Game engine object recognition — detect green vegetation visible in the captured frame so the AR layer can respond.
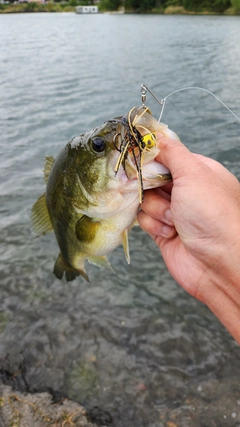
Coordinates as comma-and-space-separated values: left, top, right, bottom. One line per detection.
99, 0, 239, 13
0, 0, 239, 13
68, 356, 99, 401
100, 0, 122, 11
231, 0, 240, 11
0, 1, 75, 13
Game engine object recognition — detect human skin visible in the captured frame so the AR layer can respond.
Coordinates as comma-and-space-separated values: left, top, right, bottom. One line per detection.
138, 134, 240, 344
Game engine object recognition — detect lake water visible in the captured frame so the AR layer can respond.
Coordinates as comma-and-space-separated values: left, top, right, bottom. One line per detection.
1, 12, 240, 427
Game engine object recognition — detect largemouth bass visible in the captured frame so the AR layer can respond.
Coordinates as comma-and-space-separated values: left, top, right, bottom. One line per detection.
31, 107, 179, 281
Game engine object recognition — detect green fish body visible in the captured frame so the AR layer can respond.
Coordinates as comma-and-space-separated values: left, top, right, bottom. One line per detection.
31, 107, 179, 281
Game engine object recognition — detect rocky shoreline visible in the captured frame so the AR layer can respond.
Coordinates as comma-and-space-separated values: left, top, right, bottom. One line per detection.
0, 366, 112, 427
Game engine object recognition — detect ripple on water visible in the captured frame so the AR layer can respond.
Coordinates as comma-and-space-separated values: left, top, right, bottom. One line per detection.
1, 13, 240, 427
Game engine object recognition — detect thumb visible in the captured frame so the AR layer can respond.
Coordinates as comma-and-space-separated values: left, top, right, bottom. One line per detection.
156, 134, 205, 180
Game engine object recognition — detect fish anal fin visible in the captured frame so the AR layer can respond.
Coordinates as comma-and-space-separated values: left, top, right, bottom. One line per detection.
53, 253, 89, 282
122, 229, 130, 264
31, 193, 53, 237
43, 155, 55, 184
89, 256, 114, 272
133, 218, 139, 227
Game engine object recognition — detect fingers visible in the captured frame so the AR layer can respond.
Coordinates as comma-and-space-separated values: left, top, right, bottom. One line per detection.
141, 189, 172, 222
138, 189, 176, 239
157, 182, 173, 196
138, 210, 176, 239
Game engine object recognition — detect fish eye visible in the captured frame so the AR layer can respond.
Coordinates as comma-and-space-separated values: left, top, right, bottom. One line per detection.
91, 137, 106, 153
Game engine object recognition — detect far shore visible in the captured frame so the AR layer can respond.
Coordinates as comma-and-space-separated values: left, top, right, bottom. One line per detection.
0, 3, 239, 15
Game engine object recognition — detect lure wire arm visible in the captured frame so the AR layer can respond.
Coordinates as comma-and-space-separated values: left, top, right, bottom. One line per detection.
141, 84, 166, 122
141, 83, 240, 124
141, 84, 164, 106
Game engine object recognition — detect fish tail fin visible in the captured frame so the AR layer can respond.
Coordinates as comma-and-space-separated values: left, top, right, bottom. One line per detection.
54, 253, 90, 283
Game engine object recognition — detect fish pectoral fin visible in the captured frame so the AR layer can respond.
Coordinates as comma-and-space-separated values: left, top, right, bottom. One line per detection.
54, 253, 90, 283
31, 193, 53, 237
89, 256, 114, 272
43, 155, 55, 184
75, 215, 100, 243
122, 229, 130, 264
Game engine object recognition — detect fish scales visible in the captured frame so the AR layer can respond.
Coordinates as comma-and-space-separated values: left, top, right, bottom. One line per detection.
31, 107, 179, 281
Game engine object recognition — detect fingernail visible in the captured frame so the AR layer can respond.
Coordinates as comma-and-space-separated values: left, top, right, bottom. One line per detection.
165, 208, 173, 224
161, 225, 174, 238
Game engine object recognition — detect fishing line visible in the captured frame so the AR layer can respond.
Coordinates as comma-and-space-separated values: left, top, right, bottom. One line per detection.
141, 84, 240, 124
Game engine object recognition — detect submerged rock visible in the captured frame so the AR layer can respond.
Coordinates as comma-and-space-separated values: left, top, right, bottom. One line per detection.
0, 379, 97, 427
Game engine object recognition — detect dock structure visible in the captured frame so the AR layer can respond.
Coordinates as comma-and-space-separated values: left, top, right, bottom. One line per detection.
76, 5, 98, 13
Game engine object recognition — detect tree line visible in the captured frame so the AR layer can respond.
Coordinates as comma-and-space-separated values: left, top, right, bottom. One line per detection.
99, 0, 240, 13
2, 0, 239, 13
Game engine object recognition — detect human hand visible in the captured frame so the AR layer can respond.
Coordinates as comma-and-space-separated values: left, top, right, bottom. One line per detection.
138, 135, 240, 342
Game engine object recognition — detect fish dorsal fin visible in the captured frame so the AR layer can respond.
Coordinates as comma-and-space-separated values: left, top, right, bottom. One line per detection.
54, 252, 89, 282
44, 155, 55, 184
31, 193, 53, 237
122, 229, 130, 264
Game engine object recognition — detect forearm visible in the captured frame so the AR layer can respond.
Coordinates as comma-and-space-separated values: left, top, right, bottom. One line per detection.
196, 245, 240, 344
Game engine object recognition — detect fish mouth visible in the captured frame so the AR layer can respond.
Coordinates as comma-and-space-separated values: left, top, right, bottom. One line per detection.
121, 125, 171, 184
141, 160, 172, 187
111, 106, 172, 201
125, 146, 172, 188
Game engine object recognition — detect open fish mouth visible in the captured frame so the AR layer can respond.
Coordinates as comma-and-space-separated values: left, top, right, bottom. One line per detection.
110, 106, 172, 201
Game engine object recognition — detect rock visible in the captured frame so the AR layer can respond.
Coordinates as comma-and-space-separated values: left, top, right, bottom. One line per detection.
0, 379, 97, 427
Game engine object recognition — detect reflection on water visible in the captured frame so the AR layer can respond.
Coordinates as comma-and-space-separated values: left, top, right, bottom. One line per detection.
1, 12, 240, 426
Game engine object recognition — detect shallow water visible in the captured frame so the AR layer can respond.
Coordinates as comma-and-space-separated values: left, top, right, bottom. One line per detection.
1, 12, 240, 426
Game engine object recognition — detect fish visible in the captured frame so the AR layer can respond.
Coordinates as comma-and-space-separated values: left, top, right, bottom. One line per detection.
31, 106, 180, 282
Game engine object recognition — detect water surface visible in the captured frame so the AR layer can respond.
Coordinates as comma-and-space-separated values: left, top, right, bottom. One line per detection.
1, 12, 240, 426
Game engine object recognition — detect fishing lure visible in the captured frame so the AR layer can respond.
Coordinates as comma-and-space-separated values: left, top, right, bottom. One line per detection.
111, 107, 157, 203
112, 82, 240, 205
